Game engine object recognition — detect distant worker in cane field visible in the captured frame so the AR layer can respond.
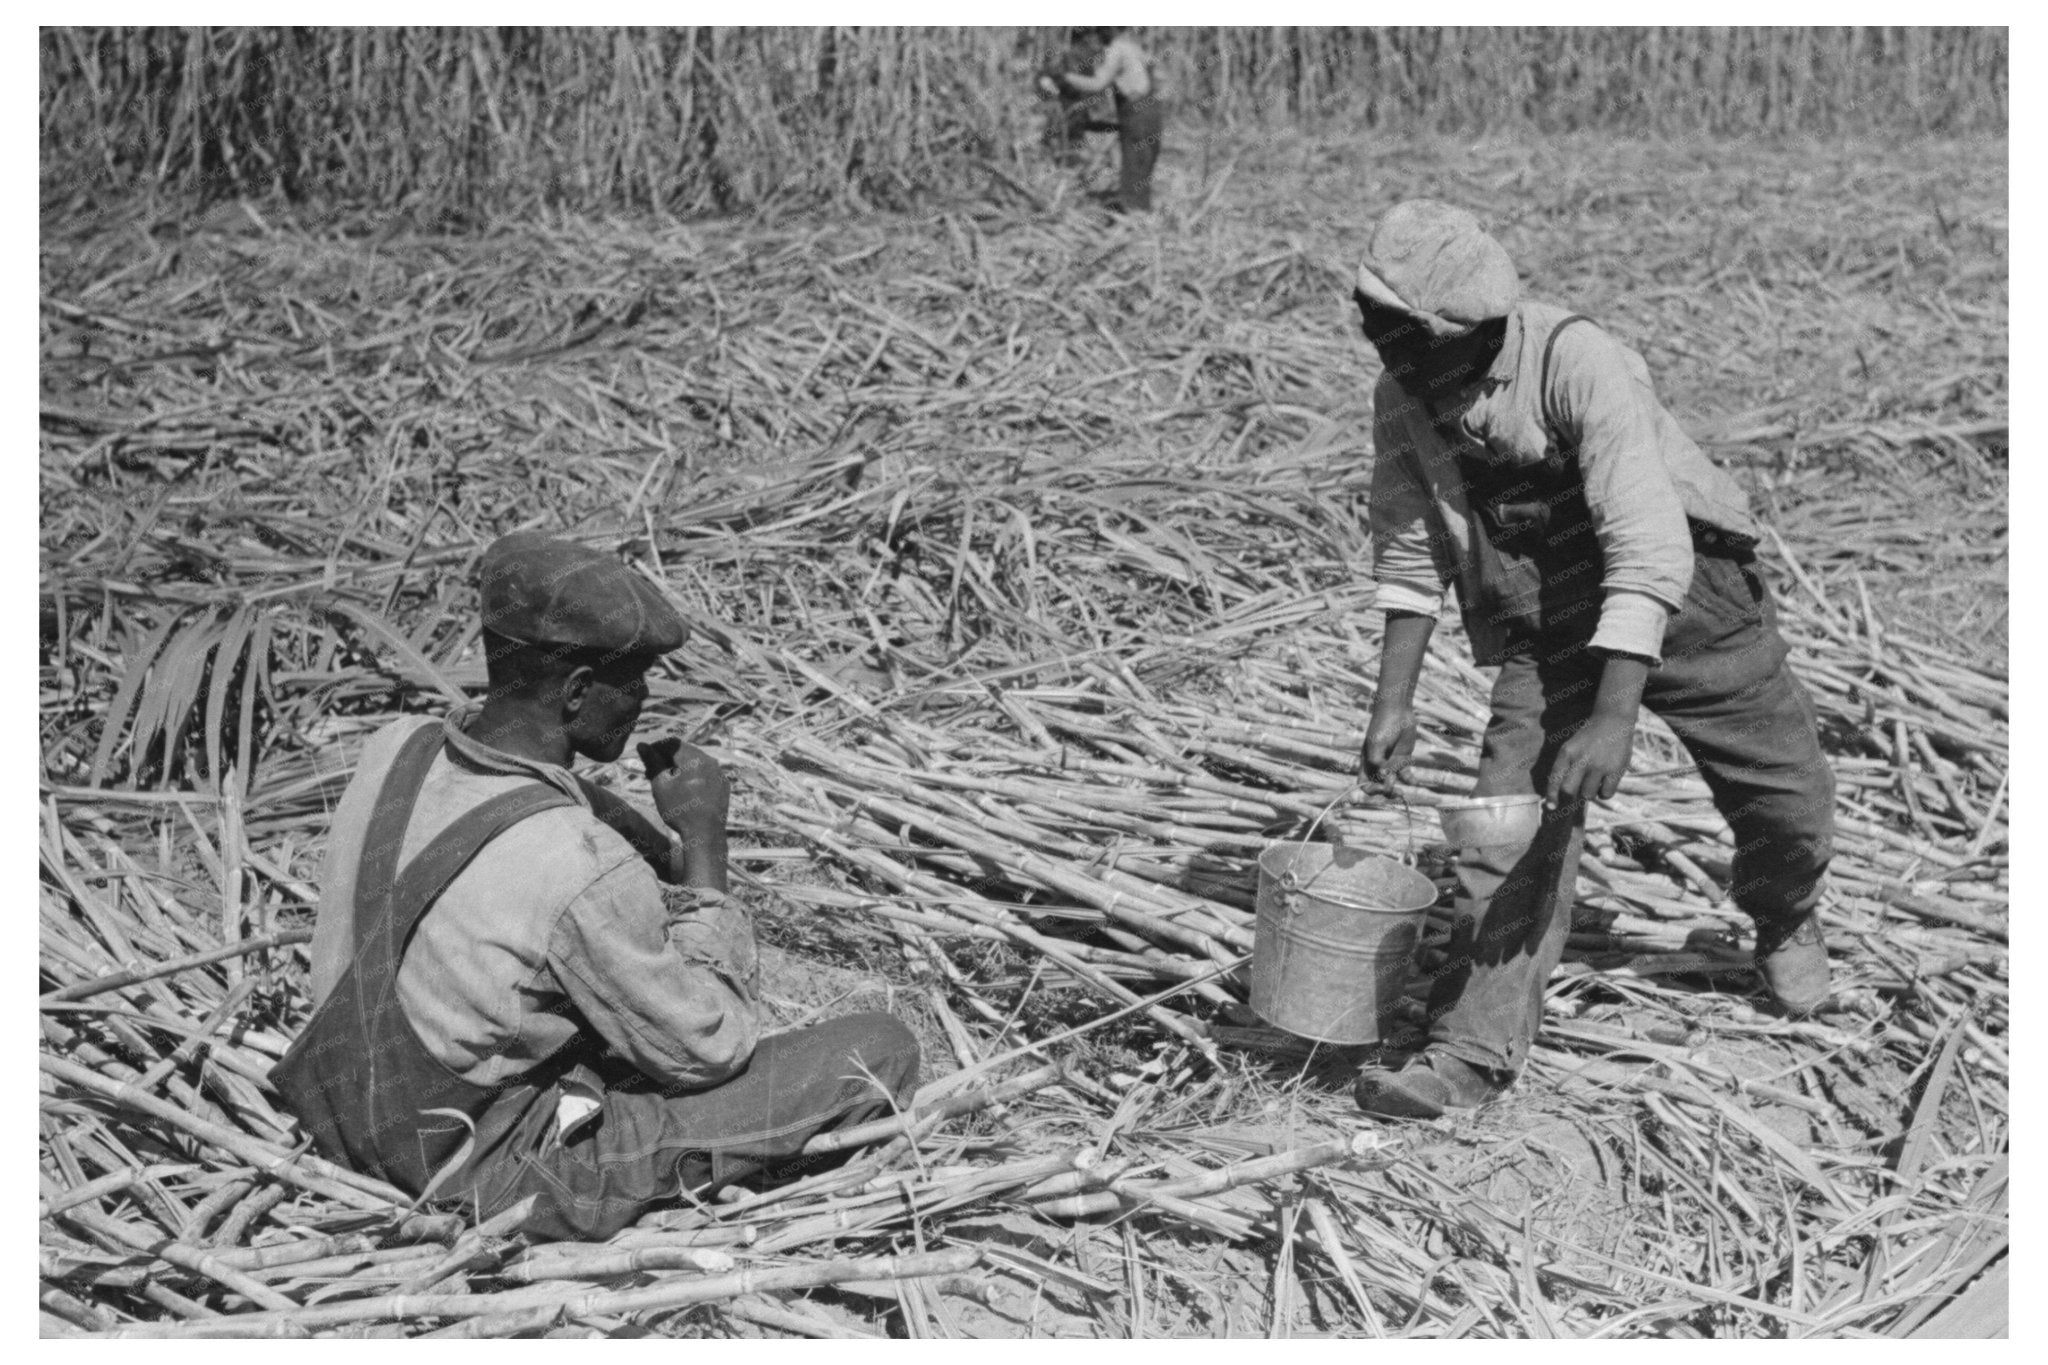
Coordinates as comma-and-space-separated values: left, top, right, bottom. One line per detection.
271, 533, 921, 1239
1036, 27, 1113, 168
1052, 26, 1164, 212
1347, 201, 1837, 1120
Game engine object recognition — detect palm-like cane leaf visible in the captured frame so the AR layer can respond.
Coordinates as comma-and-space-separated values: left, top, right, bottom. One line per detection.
86, 610, 186, 788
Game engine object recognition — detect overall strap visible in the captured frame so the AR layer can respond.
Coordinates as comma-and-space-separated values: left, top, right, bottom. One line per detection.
352, 724, 446, 957
363, 783, 578, 971
269, 776, 576, 1195
1539, 313, 1595, 451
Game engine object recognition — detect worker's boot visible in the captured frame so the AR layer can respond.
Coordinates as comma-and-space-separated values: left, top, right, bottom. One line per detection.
1354, 1050, 1510, 1120
1753, 912, 1831, 1016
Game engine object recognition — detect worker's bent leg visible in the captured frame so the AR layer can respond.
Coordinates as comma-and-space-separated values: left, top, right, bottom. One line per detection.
475, 1012, 921, 1241
1425, 647, 1591, 1077
1645, 555, 1836, 932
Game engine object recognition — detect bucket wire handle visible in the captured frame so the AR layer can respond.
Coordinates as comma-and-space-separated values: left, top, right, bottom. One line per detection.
1285, 780, 1362, 910
1298, 780, 1361, 847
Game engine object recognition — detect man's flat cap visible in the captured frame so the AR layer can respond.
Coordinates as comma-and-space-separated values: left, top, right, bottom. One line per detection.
1354, 199, 1520, 337
477, 531, 685, 656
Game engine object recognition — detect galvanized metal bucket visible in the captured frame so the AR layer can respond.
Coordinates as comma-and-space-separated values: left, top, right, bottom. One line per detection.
1251, 843, 1439, 1045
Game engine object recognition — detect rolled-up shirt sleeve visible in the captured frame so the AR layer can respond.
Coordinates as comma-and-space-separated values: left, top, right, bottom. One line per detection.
547, 860, 761, 1092
1369, 389, 1452, 617
1545, 326, 1695, 659
1593, 590, 1671, 663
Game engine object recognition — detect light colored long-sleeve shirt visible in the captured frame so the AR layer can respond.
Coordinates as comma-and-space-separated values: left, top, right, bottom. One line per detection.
309, 707, 760, 1092
1369, 299, 1760, 665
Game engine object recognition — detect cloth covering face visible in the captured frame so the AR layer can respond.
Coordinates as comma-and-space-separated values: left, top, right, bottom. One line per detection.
1368, 301, 1762, 665
310, 705, 761, 1093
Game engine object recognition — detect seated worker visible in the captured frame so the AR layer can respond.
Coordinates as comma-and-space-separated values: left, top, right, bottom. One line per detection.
1348, 200, 1836, 1120
1057, 26, 1164, 212
272, 532, 920, 1240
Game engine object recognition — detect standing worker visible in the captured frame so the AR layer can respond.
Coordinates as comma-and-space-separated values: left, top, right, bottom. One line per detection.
1348, 201, 1836, 1120
272, 532, 921, 1239
1037, 27, 1110, 168
1057, 27, 1164, 212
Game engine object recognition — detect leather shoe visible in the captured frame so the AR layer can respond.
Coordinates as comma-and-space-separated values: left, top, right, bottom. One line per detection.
1355, 1051, 1507, 1119
1754, 914, 1831, 1016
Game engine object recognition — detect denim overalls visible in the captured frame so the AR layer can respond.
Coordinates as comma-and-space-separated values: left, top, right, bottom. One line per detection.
1413, 322, 1836, 1077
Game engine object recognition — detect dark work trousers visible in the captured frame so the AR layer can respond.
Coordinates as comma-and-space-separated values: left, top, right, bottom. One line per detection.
460, 1012, 920, 1242
1426, 549, 1836, 1077
1114, 91, 1164, 211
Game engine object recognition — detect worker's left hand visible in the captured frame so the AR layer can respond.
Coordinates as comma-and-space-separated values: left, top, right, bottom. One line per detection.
1545, 713, 1635, 805
639, 737, 730, 840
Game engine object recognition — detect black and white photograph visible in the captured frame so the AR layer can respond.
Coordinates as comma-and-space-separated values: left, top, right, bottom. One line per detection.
34, 21, 2011, 1339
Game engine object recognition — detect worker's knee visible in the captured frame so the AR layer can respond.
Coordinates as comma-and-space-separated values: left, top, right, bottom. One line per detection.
829, 1010, 922, 1102
1725, 783, 1836, 882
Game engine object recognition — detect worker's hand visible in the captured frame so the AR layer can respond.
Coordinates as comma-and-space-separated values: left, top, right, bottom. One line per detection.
1036, 74, 1060, 97
1359, 702, 1418, 789
1545, 713, 1635, 805
638, 737, 729, 842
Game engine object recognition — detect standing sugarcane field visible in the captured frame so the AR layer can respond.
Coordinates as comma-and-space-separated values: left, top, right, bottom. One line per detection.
36, 26, 2010, 1340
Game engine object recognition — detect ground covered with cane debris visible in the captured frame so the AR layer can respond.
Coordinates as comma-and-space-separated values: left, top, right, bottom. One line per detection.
39, 129, 2007, 1338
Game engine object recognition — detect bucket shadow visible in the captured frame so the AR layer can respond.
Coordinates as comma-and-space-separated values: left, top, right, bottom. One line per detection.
1209, 1020, 1425, 1093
